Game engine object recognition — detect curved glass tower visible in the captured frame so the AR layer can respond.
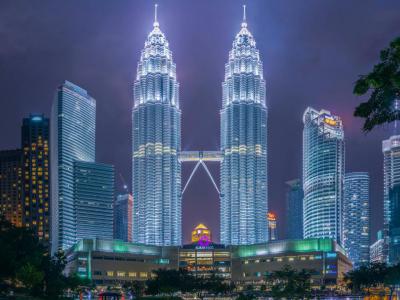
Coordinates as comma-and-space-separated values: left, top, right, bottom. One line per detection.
220, 10, 268, 245
302, 108, 344, 243
132, 12, 181, 246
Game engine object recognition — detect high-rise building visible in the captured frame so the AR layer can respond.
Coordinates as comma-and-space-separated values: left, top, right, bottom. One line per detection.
267, 212, 277, 241
0, 150, 22, 227
50, 80, 96, 253
370, 230, 385, 264
389, 185, 400, 264
220, 7, 268, 245
191, 223, 212, 243
74, 161, 114, 241
343, 172, 370, 268
382, 135, 400, 262
303, 108, 344, 243
286, 179, 303, 239
21, 114, 50, 241
132, 8, 182, 246
114, 193, 133, 242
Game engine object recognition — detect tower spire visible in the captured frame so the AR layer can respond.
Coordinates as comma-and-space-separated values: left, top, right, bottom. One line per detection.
153, 4, 159, 27
242, 4, 247, 28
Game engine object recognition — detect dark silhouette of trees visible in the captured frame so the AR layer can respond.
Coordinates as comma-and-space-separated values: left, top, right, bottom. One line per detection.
354, 37, 400, 131
0, 216, 89, 298
265, 265, 312, 299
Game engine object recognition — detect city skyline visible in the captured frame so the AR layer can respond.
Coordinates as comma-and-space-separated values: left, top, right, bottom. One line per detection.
1, 1, 400, 242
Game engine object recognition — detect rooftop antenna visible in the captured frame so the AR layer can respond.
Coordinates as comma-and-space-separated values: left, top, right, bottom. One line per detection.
242, 4, 247, 27
154, 4, 159, 27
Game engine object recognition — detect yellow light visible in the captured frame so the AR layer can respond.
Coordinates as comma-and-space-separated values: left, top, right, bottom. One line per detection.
324, 118, 337, 126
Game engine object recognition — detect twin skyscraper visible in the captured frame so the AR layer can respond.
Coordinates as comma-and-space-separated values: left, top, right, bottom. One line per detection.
132, 5, 268, 246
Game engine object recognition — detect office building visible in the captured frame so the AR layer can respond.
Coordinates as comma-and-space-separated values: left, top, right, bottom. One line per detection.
303, 108, 344, 243
74, 161, 114, 241
220, 7, 268, 245
382, 135, 400, 262
343, 172, 370, 268
286, 179, 303, 239
132, 7, 182, 246
50, 80, 96, 253
114, 193, 133, 242
389, 185, 400, 264
0, 150, 22, 227
21, 114, 50, 240
267, 212, 277, 241
370, 230, 385, 264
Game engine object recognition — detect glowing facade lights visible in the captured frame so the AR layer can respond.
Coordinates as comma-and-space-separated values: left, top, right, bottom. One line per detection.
302, 107, 344, 244
220, 9, 268, 245
132, 6, 181, 246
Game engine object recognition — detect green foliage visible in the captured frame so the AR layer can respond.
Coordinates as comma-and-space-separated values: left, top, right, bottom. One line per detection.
265, 265, 312, 299
0, 216, 90, 298
354, 36, 400, 131
145, 269, 232, 296
344, 262, 400, 295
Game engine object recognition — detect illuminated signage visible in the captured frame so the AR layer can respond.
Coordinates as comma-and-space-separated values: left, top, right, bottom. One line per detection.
323, 118, 337, 126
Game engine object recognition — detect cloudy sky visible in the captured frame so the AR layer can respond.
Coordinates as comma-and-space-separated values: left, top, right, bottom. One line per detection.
0, 0, 399, 243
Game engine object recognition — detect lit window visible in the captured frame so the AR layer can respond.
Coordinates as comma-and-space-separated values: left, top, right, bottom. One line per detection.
106, 271, 114, 277
139, 272, 148, 278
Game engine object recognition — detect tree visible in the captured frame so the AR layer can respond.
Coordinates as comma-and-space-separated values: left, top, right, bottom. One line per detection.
0, 216, 89, 298
265, 265, 312, 299
353, 36, 400, 131
146, 269, 199, 295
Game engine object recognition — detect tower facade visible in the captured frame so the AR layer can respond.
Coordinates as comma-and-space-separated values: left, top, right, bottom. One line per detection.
220, 10, 268, 245
0, 150, 22, 227
132, 13, 181, 246
21, 114, 50, 241
343, 172, 370, 268
114, 193, 133, 242
286, 179, 303, 240
302, 108, 344, 243
50, 81, 96, 253
74, 161, 114, 241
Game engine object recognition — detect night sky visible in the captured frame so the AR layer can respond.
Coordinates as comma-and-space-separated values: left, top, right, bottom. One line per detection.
1, 0, 399, 244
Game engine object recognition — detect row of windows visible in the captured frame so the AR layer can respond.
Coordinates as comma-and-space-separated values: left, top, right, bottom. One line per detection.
94, 270, 151, 279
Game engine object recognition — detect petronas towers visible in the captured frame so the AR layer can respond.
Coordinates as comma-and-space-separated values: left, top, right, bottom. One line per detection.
132, 6, 268, 246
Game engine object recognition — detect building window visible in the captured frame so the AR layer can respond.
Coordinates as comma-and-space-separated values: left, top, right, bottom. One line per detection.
139, 272, 148, 278
106, 271, 114, 277
117, 271, 125, 277
128, 272, 137, 278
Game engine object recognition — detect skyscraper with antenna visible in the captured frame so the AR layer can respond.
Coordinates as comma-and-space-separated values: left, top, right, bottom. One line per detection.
220, 6, 268, 245
132, 5, 182, 246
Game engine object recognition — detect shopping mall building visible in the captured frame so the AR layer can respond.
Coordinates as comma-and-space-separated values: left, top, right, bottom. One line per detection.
65, 238, 352, 288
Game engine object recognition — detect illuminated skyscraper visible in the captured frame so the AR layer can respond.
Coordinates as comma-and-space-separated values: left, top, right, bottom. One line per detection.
286, 179, 303, 239
382, 135, 400, 262
303, 108, 344, 243
114, 193, 133, 242
0, 150, 22, 227
220, 7, 267, 245
267, 212, 277, 241
343, 172, 370, 268
50, 80, 96, 253
74, 161, 114, 241
21, 114, 50, 241
132, 6, 181, 246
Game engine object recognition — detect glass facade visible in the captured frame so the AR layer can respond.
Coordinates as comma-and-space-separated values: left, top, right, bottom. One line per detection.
302, 108, 344, 243
74, 161, 114, 241
286, 179, 303, 239
21, 114, 50, 241
220, 15, 267, 245
343, 172, 370, 268
51, 80, 96, 253
114, 193, 133, 242
132, 18, 181, 245
389, 185, 400, 264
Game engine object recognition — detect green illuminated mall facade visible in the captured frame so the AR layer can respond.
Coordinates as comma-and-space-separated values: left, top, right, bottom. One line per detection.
66, 237, 352, 288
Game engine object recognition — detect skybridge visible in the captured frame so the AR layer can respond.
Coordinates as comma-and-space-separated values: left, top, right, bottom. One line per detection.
179, 151, 222, 196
